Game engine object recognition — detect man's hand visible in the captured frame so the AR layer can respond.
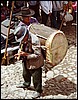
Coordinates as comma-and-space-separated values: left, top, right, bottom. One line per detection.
49, 12, 52, 16
18, 51, 29, 56
14, 51, 29, 60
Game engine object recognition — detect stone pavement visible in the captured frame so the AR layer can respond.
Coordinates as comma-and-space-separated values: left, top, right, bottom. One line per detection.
1, 45, 77, 99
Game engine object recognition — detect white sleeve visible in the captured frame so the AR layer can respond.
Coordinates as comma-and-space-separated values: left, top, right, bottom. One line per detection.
40, 1, 52, 14
49, 1, 52, 13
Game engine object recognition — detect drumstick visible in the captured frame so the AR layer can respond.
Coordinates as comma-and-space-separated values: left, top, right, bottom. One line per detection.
59, 11, 66, 30
16, 43, 23, 61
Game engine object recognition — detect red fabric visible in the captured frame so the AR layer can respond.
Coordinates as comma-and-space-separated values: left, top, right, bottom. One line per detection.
72, 1, 77, 11
1, 14, 6, 21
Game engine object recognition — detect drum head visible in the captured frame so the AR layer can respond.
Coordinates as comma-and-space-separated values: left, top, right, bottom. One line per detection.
45, 30, 68, 67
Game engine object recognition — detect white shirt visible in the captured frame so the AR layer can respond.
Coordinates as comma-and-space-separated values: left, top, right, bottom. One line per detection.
52, 1, 68, 11
40, 1, 52, 14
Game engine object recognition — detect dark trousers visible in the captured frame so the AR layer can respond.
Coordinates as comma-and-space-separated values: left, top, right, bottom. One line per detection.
22, 62, 42, 93
29, 4, 40, 19
52, 10, 62, 29
41, 10, 48, 25
41, 9, 52, 27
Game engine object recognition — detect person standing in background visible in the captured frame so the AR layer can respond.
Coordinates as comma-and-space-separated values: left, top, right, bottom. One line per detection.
52, 1, 68, 29
28, 1, 40, 22
71, 1, 77, 23
39, 1, 52, 26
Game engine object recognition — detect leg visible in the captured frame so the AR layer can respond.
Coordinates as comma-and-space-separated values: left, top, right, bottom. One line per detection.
57, 11, 62, 29
52, 11, 58, 28
22, 61, 31, 87
50, 13, 53, 27
29, 4, 40, 20
41, 9, 48, 26
32, 67, 42, 93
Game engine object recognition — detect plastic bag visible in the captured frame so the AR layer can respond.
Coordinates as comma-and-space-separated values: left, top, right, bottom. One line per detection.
65, 12, 73, 22
60, 11, 73, 22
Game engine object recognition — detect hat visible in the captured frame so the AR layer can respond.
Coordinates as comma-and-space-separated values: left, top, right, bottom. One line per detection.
15, 7, 35, 17
14, 25, 28, 43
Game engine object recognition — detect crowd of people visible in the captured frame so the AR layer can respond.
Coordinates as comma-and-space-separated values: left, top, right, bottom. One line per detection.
1, 1, 77, 99
1, 1, 77, 28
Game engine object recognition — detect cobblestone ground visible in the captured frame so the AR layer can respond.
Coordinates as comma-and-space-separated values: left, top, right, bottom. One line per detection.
1, 20, 77, 99
1, 45, 77, 99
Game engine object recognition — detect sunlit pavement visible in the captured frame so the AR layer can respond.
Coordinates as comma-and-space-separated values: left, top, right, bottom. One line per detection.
1, 45, 77, 99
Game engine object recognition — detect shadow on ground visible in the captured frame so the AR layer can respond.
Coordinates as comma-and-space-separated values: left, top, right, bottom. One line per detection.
41, 75, 76, 97
61, 21, 77, 48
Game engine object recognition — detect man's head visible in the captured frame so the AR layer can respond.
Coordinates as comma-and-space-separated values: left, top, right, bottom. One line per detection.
22, 16, 31, 25
15, 7, 35, 25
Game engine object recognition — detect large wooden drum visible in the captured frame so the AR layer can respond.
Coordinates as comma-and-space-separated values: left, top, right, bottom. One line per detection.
28, 23, 68, 67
